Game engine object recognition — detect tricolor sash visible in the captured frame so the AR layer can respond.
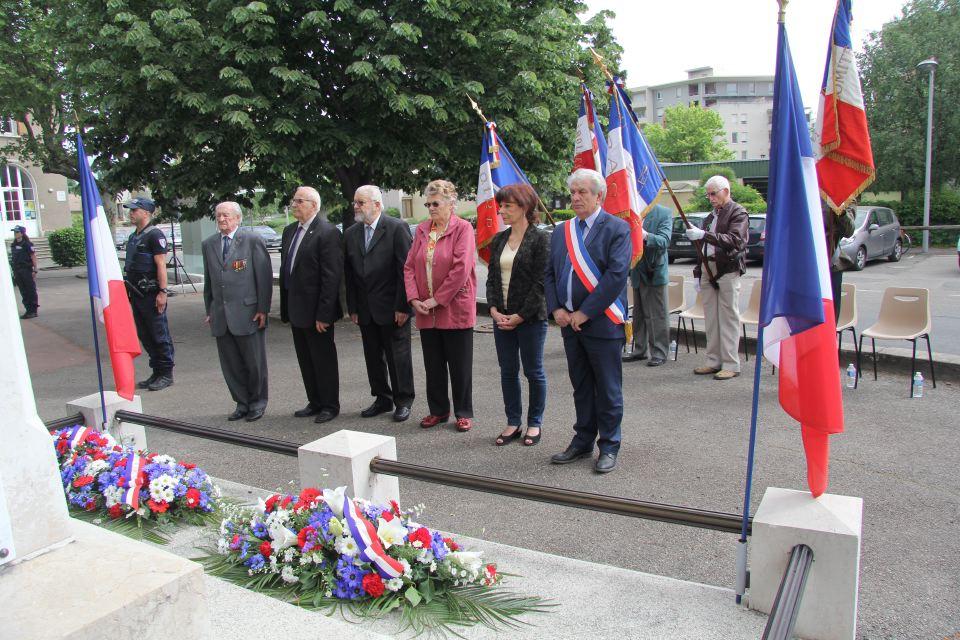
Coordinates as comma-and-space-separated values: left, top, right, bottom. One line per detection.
64, 425, 92, 450
563, 219, 627, 325
342, 495, 404, 579
118, 452, 145, 509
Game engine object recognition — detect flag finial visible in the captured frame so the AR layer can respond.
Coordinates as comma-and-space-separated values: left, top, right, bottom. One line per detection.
465, 94, 487, 124
778, 0, 788, 24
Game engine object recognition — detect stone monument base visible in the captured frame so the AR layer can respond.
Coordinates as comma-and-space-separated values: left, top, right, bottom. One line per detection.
5, 518, 208, 640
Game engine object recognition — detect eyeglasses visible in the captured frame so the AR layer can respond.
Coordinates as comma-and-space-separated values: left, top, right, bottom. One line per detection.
289, 198, 310, 205
353, 200, 371, 207
424, 201, 444, 209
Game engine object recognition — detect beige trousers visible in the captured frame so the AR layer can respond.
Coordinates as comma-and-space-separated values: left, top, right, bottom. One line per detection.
700, 272, 742, 372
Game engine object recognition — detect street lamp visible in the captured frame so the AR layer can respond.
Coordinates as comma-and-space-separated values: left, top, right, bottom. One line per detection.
917, 58, 938, 254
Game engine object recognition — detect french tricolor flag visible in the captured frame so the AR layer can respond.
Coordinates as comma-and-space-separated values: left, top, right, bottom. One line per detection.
814, 0, 875, 212
78, 135, 141, 400
760, 19, 844, 498
475, 121, 530, 264
572, 84, 607, 174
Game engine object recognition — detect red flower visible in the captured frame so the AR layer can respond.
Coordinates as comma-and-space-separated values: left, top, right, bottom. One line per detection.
84, 500, 96, 511
230, 534, 242, 550
113, 457, 128, 468
55, 438, 69, 454
264, 494, 281, 512
259, 541, 273, 557
73, 475, 95, 488
297, 526, 316, 550
444, 537, 459, 552
147, 499, 169, 513
280, 495, 294, 509
408, 527, 432, 549
184, 488, 201, 509
390, 500, 402, 517
108, 504, 123, 519
117, 476, 127, 487
294, 487, 322, 511
485, 564, 496, 579
362, 573, 385, 597
144, 452, 157, 462
181, 462, 196, 470
92, 450, 107, 461
381, 510, 394, 522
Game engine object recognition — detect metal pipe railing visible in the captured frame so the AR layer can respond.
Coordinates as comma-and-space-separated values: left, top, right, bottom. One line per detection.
762, 543, 814, 640
370, 457, 750, 535
114, 410, 300, 457
44, 413, 85, 431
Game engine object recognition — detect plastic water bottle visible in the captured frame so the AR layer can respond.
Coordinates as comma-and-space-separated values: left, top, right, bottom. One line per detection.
669, 340, 677, 360
912, 372, 924, 398
845, 364, 856, 389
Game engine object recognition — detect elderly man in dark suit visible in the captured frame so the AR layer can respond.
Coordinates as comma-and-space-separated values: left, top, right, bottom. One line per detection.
546, 168, 631, 474
280, 186, 343, 424
202, 202, 273, 422
344, 185, 415, 422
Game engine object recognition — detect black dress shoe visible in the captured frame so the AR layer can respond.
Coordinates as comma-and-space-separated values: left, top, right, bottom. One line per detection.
314, 409, 339, 424
20, 311, 37, 319
646, 357, 666, 367
550, 446, 593, 464
294, 405, 321, 417
137, 373, 158, 389
227, 408, 247, 421
147, 374, 174, 391
245, 407, 265, 422
392, 406, 411, 422
621, 352, 647, 362
361, 400, 393, 418
595, 453, 618, 473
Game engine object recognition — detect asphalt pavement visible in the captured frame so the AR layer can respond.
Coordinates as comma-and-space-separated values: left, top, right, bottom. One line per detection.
19, 267, 960, 640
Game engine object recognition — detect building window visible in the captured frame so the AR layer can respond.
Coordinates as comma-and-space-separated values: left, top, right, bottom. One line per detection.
0, 117, 16, 136
690, 100, 700, 108
637, 106, 647, 118
656, 108, 664, 120
656, 91, 662, 101
727, 83, 738, 94
741, 151, 748, 160
745, 82, 755, 94
731, 132, 738, 143
688, 84, 699, 96
705, 82, 716, 95
741, 114, 748, 124
1, 165, 39, 222
676, 87, 682, 98
741, 132, 748, 143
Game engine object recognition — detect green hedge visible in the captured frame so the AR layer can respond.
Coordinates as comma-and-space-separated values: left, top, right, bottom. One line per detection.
866, 191, 960, 246
548, 209, 575, 221
48, 226, 86, 267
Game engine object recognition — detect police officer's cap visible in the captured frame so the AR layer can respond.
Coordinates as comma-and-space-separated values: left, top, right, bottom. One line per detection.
12, 225, 26, 233
122, 197, 156, 213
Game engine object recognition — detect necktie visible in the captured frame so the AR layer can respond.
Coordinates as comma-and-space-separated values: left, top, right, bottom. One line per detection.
286, 225, 304, 279
221, 235, 231, 261
364, 225, 373, 251
579, 218, 588, 240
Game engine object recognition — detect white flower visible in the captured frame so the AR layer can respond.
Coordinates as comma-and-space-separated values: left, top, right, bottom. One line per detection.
102, 485, 123, 508
283, 548, 295, 563
400, 559, 412, 578
322, 486, 347, 517
152, 454, 178, 467
217, 538, 229, 554
148, 475, 177, 503
268, 520, 299, 551
377, 516, 407, 549
280, 565, 299, 584
84, 460, 109, 477
265, 508, 290, 527
429, 561, 437, 572
447, 551, 483, 574
335, 535, 359, 557
416, 549, 433, 565
385, 578, 404, 592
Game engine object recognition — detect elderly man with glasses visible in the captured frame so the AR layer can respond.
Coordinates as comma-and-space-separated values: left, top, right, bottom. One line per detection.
683, 175, 750, 380
279, 186, 343, 423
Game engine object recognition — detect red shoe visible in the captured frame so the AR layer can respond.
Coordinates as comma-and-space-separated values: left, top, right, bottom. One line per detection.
455, 417, 473, 432
419, 414, 449, 428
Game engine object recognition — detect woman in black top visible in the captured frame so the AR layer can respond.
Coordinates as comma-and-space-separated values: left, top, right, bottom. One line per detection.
486, 184, 549, 447
9, 225, 38, 318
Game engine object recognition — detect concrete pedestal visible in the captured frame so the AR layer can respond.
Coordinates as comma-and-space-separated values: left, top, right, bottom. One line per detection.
749, 487, 863, 640
5, 518, 209, 640
67, 391, 146, 451
299, 430, 399, 503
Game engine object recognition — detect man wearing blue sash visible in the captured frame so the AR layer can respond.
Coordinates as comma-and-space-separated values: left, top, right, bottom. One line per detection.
546, 168, 631, 474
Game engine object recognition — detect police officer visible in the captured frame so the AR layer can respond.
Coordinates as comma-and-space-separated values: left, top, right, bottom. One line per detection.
10, 225, 39, 319
123, 197, 175, 391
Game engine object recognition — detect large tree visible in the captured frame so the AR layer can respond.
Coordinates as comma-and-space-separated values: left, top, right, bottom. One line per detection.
37, 0, 622, 222
642, 105, 733, 164
859, 0, 959, 194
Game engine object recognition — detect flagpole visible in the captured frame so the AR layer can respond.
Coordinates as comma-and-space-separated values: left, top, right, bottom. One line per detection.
465, 95, 557, 226
587, 49, 719, 288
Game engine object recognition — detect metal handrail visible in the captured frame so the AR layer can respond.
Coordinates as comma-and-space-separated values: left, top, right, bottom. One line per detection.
114, 410, 300, 457
761, 543, 814, 640
44, 413, 85, 431
370, 457, 750, 535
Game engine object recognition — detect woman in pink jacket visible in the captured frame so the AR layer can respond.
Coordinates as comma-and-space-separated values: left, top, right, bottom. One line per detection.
404, 180, 477, 432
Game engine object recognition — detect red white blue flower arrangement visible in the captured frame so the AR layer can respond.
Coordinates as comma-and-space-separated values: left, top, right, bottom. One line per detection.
199, 486, 549, 635
51, 425, 221, 543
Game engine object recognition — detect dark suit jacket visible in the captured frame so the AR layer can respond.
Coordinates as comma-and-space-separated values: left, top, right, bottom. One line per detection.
344, 214, 412, 325
279, 215, 343, 328
485, 225, 548, 322
629, 204, 673, 288
545, 210, 631, 339
693, 200, 749, 280
202, 228, 272, 337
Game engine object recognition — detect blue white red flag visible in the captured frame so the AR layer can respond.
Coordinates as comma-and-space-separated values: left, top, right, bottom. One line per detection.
573, 84, 607, 174
760, 20, 844, 498
476, 121, 531, 264
814, 0, 875, 212
342, 495, 404, 579
603, 77, 665, 266
118, 452, 145, 509
77, 135, 140, 400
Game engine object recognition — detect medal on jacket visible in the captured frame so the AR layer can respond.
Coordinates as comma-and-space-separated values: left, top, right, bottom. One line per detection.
232, 259, 247, 272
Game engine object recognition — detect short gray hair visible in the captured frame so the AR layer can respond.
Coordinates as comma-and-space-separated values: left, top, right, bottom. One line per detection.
424, 179, 458, 203
704, 175, 731, 193
355, 185, 383, 207
298, 186, 322, 212
215, 201, 242, 218
567, 168, 607, 197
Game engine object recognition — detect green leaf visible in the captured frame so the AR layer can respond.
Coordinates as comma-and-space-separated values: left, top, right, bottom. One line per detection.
390, 22, 421, 42
404, 586, 423, 607
301, 10, 329, 27
377, 55, 405, 74
345, 61, 375, 80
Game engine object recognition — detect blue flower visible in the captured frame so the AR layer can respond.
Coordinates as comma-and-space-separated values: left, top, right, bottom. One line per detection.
308, 506, 334, 541
251, 521, 269, 538
430, 531, 448, 562
245, 553, 265, 571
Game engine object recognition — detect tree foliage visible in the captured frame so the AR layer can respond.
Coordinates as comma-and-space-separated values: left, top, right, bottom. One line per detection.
9, 0, 623, 222
642, 105, 733, 164
683, 165, 767, 213
859, 0, 959, 194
